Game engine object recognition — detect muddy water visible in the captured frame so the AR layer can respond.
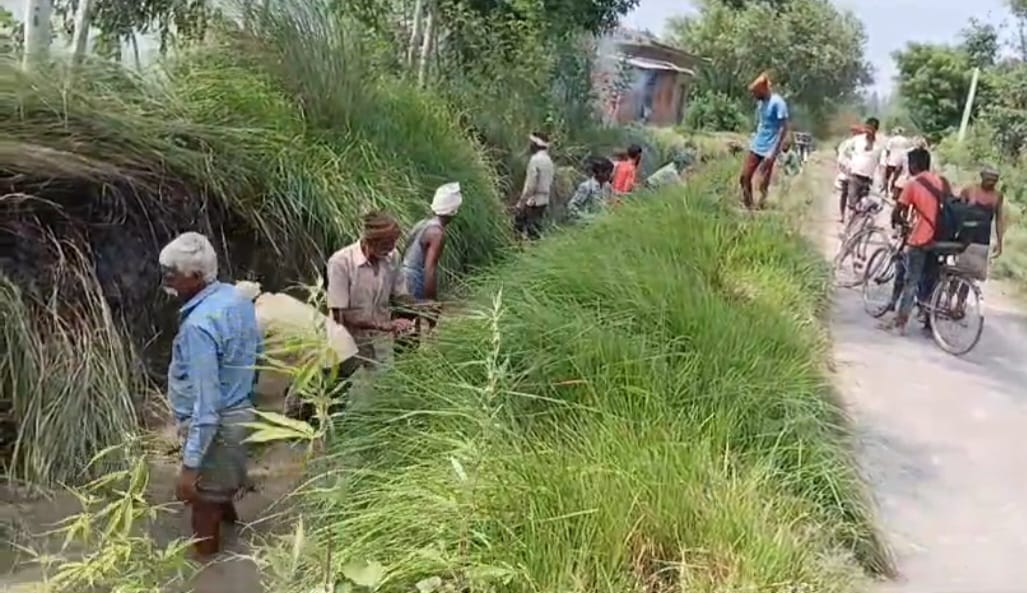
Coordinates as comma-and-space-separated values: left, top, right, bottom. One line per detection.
0, 442, 306, 593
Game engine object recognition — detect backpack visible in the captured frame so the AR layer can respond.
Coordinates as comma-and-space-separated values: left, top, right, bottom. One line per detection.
914, 177, 988, 243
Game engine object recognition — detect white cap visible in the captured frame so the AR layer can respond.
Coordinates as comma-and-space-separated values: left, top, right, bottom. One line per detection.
529, 134, 549, 148
431, 182, 462, 216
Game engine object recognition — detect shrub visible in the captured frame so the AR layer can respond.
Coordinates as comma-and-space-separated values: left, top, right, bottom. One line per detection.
685, 90, 750, 133
267, 160, 890, 592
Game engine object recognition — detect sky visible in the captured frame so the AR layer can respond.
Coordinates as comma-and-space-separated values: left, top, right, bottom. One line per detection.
621, 0, 1015, 95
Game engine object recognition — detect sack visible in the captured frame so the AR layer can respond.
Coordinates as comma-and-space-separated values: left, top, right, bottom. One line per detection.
915, 177, 988, 243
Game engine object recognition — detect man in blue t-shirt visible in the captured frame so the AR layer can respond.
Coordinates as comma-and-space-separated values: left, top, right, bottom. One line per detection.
739, 72, 790, 209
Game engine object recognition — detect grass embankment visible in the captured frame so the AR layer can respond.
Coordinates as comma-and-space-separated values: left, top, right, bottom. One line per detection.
278, 159, 889, 592
0, 1, 514, 486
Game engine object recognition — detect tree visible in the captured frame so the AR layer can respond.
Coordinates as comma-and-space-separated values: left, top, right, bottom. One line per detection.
52, 0, 213, 60
666, 0, 871, 131
960, 17, 1000, 68
1008, 0, 1027, 60
0, 6, 22, 55
718, 0, 792, 7
979, 61, 1027, 156
892, 43, 989, 141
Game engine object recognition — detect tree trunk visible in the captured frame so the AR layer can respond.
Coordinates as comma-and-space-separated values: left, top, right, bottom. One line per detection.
416, 4, 433, 88
131, 32, 141, 70
70, 0, 91, 65
22, 0, 53, 69
406, 0, 423, 69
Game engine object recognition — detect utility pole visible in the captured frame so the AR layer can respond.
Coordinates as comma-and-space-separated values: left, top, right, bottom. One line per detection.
957, 66, 981, 143
22, 0, 53, 69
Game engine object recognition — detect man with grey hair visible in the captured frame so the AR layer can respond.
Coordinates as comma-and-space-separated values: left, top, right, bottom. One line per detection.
160, 231, 261, 559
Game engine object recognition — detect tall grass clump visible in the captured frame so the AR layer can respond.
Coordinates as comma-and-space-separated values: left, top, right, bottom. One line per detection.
266, 160, 890, 592
0, 250, 140, 487
169, 0, 510, 276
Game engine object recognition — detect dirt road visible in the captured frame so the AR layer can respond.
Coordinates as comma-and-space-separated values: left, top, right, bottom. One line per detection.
815, 165, 1027, 592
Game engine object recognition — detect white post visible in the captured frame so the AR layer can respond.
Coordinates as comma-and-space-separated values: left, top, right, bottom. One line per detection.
70, 0, 91, 64
22, 0, 53, 69
958, 66, 981, 143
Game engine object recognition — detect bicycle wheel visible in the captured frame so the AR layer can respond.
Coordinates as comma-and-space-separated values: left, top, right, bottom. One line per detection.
928, 274, 985, 356
862, 245, 898, 318
833, 227, 887, 288
840, 210, 866, 242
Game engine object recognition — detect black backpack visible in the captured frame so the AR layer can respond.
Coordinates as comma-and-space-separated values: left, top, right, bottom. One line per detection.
914, 177, 989, 243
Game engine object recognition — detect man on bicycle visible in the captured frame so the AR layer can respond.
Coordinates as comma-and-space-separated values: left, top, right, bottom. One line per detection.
880, 147, 946, 334
844, 117, 884, 220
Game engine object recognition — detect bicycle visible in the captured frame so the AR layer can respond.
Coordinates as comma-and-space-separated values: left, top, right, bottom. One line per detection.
832, 193, 891, 288
862, 232, 985, 356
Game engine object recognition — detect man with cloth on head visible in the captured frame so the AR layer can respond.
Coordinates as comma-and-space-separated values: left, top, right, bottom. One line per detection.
403, 182, 461, 302
739, 71, 790, 209
160, 231, 262, 560
515, 132, 555, 240
326, 212, 416, 368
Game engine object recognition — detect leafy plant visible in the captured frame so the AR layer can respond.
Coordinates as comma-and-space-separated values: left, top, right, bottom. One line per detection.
685, 89, 749, 132
15, 442, 195, 593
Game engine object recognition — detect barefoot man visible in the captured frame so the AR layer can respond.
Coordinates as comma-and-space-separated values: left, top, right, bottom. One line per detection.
739, 71, 790, 209
161, 232, 262, 560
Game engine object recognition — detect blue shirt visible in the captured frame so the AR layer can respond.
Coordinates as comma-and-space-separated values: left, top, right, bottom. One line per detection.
750, 93, 789, 157
168, 281, 262, 469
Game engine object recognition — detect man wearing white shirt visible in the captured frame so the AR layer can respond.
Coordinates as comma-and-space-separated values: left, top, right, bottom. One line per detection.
835, 124, 863, 222
844, 117, 884, 220
883, 127, 911, 193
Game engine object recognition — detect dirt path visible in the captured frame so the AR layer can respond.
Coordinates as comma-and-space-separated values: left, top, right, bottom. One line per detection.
812, 161, 1027, 592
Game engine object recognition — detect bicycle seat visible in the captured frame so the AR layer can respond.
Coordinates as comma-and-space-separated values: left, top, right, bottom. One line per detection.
931, 241, 967, 256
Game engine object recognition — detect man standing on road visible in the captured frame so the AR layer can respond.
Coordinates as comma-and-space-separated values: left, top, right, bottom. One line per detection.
515, 133, 555, 240
843, 117, 884, 219
161, 232, 261, 560
883, 126, 911, 193
739, 72, 789, 210
326, 212, 416, 368
880, 147, 947, 335
836, 124, 863, 222
956, 166, 1006, 280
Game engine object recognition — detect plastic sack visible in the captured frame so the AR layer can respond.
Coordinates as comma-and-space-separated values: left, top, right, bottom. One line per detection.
236, 281, 358, 407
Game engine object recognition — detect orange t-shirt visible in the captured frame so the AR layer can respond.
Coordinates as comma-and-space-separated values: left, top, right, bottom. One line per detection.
611, 160, 638, 194
899, 171, 944, 246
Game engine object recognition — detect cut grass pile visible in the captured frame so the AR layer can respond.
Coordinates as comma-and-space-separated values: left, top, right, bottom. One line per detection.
278, 159, 890, 592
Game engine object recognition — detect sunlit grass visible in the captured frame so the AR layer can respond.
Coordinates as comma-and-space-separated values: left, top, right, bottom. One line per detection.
267, 161, 890, 593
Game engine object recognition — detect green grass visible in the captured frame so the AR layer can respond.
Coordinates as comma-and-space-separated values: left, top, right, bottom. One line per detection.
0, 254, 139, 486
272, 159, 890, 592
0, 0, 513, 486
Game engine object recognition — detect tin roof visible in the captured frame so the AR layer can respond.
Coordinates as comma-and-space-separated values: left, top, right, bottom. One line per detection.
623, 56, 696, 75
